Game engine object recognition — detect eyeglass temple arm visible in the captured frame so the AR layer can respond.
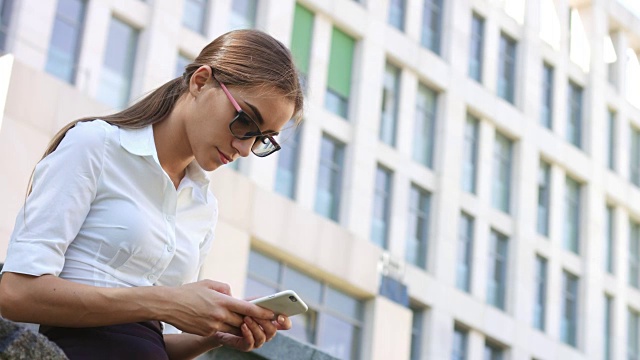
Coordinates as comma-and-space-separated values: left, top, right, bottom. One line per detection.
217, 80, 243, 113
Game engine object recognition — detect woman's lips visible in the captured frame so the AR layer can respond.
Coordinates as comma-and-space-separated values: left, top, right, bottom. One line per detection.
218, 149, 232, 164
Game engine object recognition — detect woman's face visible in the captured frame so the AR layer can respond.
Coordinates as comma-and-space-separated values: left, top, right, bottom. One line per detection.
185, 67, 295, 171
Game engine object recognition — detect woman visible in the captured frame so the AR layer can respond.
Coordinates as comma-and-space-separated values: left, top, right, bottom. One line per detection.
0, 29, 303, 360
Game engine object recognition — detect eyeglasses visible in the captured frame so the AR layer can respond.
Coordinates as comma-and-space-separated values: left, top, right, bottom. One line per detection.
215, 75, 281, 157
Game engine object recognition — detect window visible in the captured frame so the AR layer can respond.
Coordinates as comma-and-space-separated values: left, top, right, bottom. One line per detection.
406, 185, 430, 268
325, 28, 355, 119
0, 0, 13, 52
462, 114, 480, 194
567, 80, 583, 148
413, 83, 437, 168
487, 230, 508, 310
533, 255, 548, 331
45, 0, 86, 84
492, 132, 513, 214
541, 63, 554, 129
410, 307, 424, 360
182, 0, 207, 34
561, 270, 579, 347
632, 126, 640, 186
630, 308, 640, 360
451, 325, 468, 360
604, 295, 613, 360
315, 135, 345, 222
469, 13, 484, 82
484, 341, 504, 360
371, 165, 393, 249
380, 63, 401, 146
630, 220, 640, 288
275, 121, 302, 199
388, 0, 406, 31
290, 4, 314, 90
457, 212, 474, 292
537, 160, 551, 236
497, 33, 517, 104
245, 250, 363, 360
564, 176, 581, 254
229, 0, 257, 30
607, 110, 616, 171
175, 53, 191, 78
97, 17, 139, 108
421, 0, 443, 54
605, 205, 615, 274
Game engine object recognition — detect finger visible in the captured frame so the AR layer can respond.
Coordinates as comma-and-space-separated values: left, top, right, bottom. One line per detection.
244, 317, 266, 348
227, 298, 274, 320
241, 323, 255, 349
275, 315, 292, 331
253, 318, 277, 341
218, 324, 243, 337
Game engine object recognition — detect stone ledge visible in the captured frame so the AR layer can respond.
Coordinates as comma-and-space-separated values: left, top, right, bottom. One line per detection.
200, 333, 339, 360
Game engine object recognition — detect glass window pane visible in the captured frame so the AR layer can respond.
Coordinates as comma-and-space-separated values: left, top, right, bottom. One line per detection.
388, 0, 405, 31
290, 4, 314, 75
45, 0, 86, 83
183, 0, 207, 34
462, 115, 479, 193
247, 250, 281, 282
421, 0, 442, 54
325, 286, 362, 320
413, 84, 437, 167
283, 267, 323, 305
317, 313, 359, 360
380, 63, 400, 146
98, 17, 138, 108
456, 213, 474, 292
371, 166, 393, 249
469, 13, 484, 82
289, 308, 318, 344
498, 34, 517, 104
275, 121, 302, 199
244, 277, 277, 299
327, 28, 355, 99
315, 135, 344, 221
229, 0, 257, 30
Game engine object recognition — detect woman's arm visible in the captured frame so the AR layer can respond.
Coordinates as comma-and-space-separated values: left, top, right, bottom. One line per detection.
0, 273, 275, 336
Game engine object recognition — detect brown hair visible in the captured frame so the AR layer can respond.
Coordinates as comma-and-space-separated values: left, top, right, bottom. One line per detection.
28, 29, 303, 193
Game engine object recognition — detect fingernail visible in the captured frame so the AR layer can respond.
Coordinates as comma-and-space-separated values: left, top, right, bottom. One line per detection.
245, 317, 253, 325
278, 315, 285, 324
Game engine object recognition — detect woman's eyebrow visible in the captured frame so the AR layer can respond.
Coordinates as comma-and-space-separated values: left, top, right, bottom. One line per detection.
243, 100, 278, 134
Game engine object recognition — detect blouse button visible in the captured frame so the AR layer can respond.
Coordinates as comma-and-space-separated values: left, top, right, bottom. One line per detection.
147, 274, 157, 281
167, 244, 175, 253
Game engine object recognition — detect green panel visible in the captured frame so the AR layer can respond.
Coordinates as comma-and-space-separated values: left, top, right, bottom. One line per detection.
327, 27, 355, 98
290, 4, 314, 75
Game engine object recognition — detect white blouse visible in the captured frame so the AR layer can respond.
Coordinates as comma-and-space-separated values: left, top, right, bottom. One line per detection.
4, 119, 217, 293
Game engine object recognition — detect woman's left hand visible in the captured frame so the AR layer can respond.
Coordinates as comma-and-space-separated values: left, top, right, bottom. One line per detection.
210, 315, 291, 351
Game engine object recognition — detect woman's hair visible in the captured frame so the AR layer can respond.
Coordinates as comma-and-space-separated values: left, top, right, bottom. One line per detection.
28, 29, 303, 193
42, 30, 303, 158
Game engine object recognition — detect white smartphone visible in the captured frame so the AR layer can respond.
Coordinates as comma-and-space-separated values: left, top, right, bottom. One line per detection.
250, 290, 308, 317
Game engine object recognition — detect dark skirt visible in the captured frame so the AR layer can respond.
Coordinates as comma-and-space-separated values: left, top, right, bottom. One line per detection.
39, 321, 169, 360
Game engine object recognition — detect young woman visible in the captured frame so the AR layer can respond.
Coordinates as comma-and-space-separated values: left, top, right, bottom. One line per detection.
0, 29, 303, 360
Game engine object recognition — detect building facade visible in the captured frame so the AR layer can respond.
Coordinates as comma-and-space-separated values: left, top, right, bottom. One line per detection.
1, 0, 640, 359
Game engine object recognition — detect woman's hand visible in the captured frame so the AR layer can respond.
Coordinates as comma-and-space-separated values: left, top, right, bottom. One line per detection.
209, 315, 292, 351
163, 280, 275, 337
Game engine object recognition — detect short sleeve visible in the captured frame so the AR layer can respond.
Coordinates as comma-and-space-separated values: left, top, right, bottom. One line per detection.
3, 121, 107, 277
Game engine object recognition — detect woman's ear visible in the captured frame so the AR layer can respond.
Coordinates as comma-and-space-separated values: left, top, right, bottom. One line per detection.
189, 65, 213, 96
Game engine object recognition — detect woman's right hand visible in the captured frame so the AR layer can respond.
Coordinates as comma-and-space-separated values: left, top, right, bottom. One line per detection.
163, 280, 275, 337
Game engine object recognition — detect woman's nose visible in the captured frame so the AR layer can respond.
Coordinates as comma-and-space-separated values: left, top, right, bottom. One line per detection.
232, 137, 254, 158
